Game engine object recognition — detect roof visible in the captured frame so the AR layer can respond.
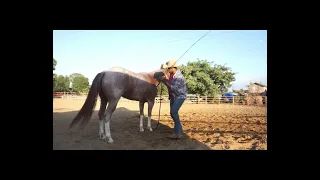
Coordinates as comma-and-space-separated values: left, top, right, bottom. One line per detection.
252, 82, 267, 87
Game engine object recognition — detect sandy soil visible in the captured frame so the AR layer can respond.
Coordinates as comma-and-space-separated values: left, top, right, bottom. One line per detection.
53, 99, 267, 150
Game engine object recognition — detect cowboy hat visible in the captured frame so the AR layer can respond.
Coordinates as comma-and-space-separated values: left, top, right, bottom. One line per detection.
161, 60, 179, 69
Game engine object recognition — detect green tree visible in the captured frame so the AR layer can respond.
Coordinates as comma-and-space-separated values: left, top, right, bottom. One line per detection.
53, 58, 57, 71
211, 63, 236, 93
70, 73, 90, 93
179, 59, 236, 97
69, 73, 83, 83
53, 73, 57, 90
53, 58, 57, 89
54, 75, 70, 91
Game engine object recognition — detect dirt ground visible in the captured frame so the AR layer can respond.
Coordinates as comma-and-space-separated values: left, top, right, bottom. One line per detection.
53, 98, 267, 150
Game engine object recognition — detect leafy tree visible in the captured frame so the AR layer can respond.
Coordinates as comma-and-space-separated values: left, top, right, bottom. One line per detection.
54, 75, 70, 91
53, 58, 57, 89
70, 73, 90, 93
53, 73, 57, 90
211, 63, 236, 93
179, 59, 236, 97
69, 73, 83, 83
53, 58, 57, 71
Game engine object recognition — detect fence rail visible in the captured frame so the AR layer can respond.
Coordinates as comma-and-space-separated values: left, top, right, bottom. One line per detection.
154, 95, 267, 106
53, 92, 267, 106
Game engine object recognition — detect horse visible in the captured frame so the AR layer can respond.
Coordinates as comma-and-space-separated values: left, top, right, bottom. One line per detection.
68, 66, 170, 143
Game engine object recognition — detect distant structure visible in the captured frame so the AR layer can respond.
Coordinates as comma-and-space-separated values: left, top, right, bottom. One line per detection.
247, 82, 267, 95
232, 89, 248, 96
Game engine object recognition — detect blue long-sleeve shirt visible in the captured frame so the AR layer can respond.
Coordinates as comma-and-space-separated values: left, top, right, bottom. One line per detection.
167, 70, 187, 99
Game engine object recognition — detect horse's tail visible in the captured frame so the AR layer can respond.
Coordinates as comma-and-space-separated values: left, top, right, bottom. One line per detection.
69, 72, 105, 129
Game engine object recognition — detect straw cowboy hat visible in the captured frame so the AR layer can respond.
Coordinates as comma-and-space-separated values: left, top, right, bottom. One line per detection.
161, 60, 179, 69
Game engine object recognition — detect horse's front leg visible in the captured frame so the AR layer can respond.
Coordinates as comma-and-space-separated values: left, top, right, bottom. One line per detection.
147, 100, 155, 132
139, 101, 144, 132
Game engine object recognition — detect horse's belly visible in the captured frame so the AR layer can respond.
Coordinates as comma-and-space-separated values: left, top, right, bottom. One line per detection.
122, 90, 144, 101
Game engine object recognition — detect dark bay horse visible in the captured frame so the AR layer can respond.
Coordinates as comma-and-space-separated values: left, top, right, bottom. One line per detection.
69, 66, 170, 143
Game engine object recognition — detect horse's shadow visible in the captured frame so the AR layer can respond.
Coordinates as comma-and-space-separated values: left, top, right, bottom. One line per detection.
53, 107, 211, 150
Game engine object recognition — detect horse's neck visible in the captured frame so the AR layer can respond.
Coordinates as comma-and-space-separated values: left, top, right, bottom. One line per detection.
111, 68, 161, 86
136, 70, 161, 86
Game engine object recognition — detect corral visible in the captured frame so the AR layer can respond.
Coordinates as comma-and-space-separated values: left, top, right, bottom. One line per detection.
53, 97, 267, 150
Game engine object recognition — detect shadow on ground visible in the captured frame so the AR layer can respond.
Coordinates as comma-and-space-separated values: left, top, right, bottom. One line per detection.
53, 107, 211, 150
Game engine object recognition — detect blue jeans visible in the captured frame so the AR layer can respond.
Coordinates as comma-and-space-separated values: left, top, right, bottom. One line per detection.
170, 97, 185, 135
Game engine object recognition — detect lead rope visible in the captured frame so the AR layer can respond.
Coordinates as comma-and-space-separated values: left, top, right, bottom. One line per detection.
153, 83, 162, 130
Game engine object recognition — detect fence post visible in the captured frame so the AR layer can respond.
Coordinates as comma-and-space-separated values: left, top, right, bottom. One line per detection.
205, 96, 207, 104
218, 97, 220, 105
233, 96, 234, 105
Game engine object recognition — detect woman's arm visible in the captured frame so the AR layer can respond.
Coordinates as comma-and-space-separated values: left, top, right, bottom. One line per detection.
162, 78, 185, 94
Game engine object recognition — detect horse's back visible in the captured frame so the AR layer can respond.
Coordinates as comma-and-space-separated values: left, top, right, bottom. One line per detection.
100, 67, 130, 89
99, 66, 160, 101
106, 67, 134, 75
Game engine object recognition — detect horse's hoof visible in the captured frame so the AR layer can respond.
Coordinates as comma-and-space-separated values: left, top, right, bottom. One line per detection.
99, 133, 104, 138
100, 135, 107, 140
140, 126, 144, 132
148, 127, 153, 132
107, 138, 114, 144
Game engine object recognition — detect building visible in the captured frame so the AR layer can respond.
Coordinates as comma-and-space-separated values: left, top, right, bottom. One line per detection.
232, 89, 248, 96
247, 82, 267, 94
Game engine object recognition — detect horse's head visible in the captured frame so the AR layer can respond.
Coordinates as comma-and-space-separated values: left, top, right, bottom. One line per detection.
147, 64, 171, 86
149, 68, 169, 87
153, 67, 170, 81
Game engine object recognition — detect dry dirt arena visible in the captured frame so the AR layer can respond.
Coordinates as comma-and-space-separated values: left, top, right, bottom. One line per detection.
53, 99, 267, 150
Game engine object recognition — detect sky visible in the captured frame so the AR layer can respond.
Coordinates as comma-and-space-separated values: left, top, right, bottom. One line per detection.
53, 30, 267, 90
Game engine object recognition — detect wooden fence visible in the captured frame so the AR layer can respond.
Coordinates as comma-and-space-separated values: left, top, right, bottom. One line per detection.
53, 92, 267, 106
154, 95, 267, 106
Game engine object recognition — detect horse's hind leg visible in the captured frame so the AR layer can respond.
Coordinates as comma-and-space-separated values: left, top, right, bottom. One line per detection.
147, 100, 155, 132
98, 100, 107, 140
103, 98, 120, 143
139, 101, 145, 132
